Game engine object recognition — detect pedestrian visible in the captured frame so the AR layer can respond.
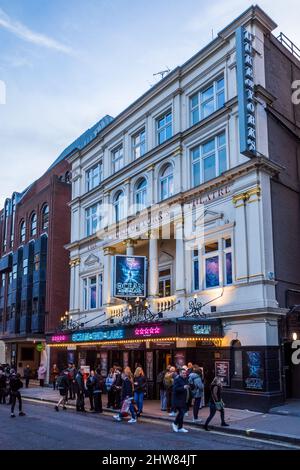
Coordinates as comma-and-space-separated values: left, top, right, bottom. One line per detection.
204, 377, 229, 431
164, 366, 176, 416
112, 367, 122, 409
93, 368, 104, 413
86, 370, 95, 411
38, 364, 47, 387
105, 368, 115, 408
186, 362, 193, 414
188, 365, 204, 423
113, 367, 137, 423
0, 368, 6, 404
75, 366, 86, 412
51, 364, 60, 390
133, 367, 146, 417
5, 367, 12, 404
23, 365, 32, 389
172, 368, 189, 433
10, 372, 26, 418
55, 370, 69, 412
67, 363, 76, 400
157, 366, 168, 411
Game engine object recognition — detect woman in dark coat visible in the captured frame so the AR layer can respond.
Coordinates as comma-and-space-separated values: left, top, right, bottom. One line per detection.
172, 368, 189, 433
113, 367, 137, 423
204, 377, 229, 430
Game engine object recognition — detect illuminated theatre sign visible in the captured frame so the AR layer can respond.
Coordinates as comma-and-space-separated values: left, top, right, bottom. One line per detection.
236, 26, 256, 157
114, 255, 147, 298
72, 329, 124, 343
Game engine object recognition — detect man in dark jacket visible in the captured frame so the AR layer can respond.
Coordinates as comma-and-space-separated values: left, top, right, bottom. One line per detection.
10, 373, 26, 418
0, 368, 6, 404
23, 365, 32, 388
67, 363, 76, 400
93, 369, 104, 413
75, 367, 86, 412
55, 370, 69, 412
172, 368, 189, 433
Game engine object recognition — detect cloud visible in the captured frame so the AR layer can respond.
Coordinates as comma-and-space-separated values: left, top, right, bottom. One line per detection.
0, 8, 72, 54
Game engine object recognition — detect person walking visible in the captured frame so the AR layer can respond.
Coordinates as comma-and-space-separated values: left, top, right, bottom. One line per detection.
172, 368, 189, 433
55, 370, 69, 412
86, 370, 96, 411
164, 366, 176, 416
75, 367, 86, 412
37, 364, 47, 387
51, 364, 60, 390
112, 367, 122, 409
113, 367, 137, 423
67, 363, 76, 400
204, 377, 229, 431
0, 368, 6, 404
10, 372, 26, 418
23, 365, 32, 389
133, 367, 146, 417
188, 365, 204, 423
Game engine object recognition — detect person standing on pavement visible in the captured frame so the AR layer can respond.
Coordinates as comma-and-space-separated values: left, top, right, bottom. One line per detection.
75, 366, 86, 412
172, 368, 190, 433
164, 366, 177, 416
86, 370, 96, 411
51, 364, 60, 390
112, 367, 122, 409
157, 366, 168, 411
23, 365, 32, 389
204, 377, 229, 431
67, 363, 76, 400
188, 365, 204, 423
93, 368, 104, 413
10, 372, 26, 418
133, 367, 146, 417
105, 368, 115, 408
0, 368, 6, 404
38, 364, 47, 387
55, 370, 69, 412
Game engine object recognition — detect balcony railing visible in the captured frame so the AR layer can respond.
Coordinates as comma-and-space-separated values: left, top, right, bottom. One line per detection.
277, 32, 300, 61
155, 296, 177, 313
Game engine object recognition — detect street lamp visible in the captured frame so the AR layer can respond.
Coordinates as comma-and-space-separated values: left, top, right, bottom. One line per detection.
293, 332, 298, 341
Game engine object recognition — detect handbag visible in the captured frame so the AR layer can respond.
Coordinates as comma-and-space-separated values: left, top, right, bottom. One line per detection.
120, 398, 130, 417
214, 400, 224, 411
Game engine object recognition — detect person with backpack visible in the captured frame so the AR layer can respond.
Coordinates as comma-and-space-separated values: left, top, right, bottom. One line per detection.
55, 370, 69, 412
10, 372, 26, 418
106, 368, 115, 408
188, 365, 204, 423
164, 366, 176, 416
204, 377, 229, 431
157, 367, 168, 411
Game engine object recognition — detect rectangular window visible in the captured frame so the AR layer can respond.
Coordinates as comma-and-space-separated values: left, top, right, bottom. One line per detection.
23, 259, 28, 276
83, 274, 103, 311
86, 162, 103, 192
157, 111, 172, 145
83, 279, 88, 311
202, 238, 233, 289
158, 268, 172, 297
1, 273, 5, 288
224, 238, 233, 285
85, 202, 102, 237
132, 129, 146, 159
34, 254, 40, 272
12, 265, 17, 280
205, 256, 220, 288
190, 76, 225, 126
90, 276, 97, 310
193, 250, 199, 291
98, 273, 103, 307
112, 146, 124, 173
191, 132, 227, 187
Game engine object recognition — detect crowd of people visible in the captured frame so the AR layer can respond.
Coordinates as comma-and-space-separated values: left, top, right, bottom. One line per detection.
1, 360, 229, 432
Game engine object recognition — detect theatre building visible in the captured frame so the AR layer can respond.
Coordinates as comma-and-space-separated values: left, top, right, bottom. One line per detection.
0, 148, 72, 374
47, 6, 300, 411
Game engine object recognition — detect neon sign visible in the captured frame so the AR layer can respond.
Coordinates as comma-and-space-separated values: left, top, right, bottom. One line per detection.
51, 335, 68, 343
72, 329, 124, 343
193, 325, 211, 335
134, 326, 161, 337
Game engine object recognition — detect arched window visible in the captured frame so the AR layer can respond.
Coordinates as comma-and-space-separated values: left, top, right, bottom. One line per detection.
42, 205, 49, 230
30, 213, 37, 237
114, 191, 125, 223
160, 164, 174, 201
20, 221, 26, 244
135, 178, 147, 210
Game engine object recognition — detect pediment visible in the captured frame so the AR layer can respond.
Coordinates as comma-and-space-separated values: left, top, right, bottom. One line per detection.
84, 254, 100, 266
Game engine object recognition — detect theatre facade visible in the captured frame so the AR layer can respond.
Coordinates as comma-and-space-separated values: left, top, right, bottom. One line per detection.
46, 6, 300, 411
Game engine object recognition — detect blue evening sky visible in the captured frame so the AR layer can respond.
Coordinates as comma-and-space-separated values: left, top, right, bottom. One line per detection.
0, 0, 299, 206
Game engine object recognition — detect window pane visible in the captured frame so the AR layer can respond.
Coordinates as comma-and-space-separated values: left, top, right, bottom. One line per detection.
204, 155, 216, 182
193, 259, 199, 291
158, 130, 164, 145
219, 148, 227, 174
166, 112, 172, 123
166, 124, 172, 140
202, 99, 214, 118
159, 281, 164, 297
191, 109, 199, 125
217, 91, 225, 108
205, 242, 218, 253
217, 77, 224, 90
159, 269, 171, 277
192, 147, 200, 161
165, 280, 171, 297
218, 133, 226, 147
201, 85, 214, 101
191, 94, 198, 108
225, 238, 232, 248
168, 176, 174, 197
193, 161, 201, 187
202, 139, 215, 155
206, 256, 219, 288
226, 252, 233, 285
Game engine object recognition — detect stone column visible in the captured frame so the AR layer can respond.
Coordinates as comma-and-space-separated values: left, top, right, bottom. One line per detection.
125, 239, 136, 256
103, 247, 115, 306
148, 231, 159, 298
175, 221, 185, 294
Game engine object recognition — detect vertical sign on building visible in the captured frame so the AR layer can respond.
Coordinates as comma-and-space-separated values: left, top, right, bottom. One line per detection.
236, 26, 256, 157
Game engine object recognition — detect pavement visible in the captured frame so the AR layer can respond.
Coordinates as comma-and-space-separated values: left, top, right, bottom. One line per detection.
20, 386, 300, 447
0, 399, 293, 450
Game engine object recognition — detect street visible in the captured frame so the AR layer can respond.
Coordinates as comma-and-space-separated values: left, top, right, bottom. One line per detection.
0, 400, 293, 450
